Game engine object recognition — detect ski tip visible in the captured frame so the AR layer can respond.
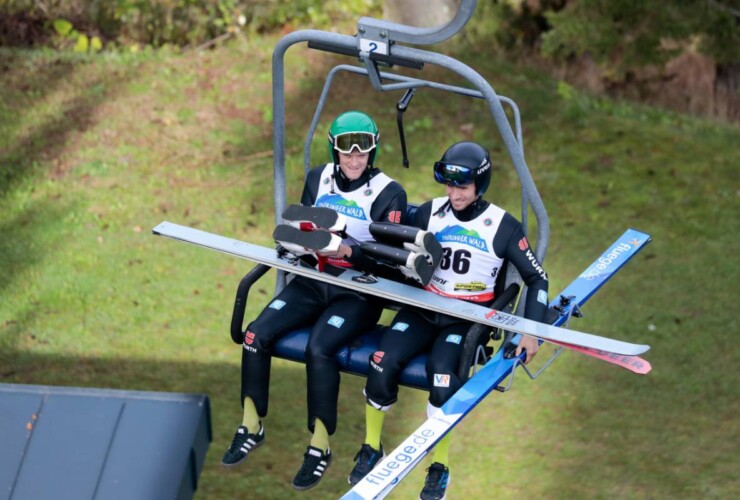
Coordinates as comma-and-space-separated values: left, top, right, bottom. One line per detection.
626, 227, 653, 243
633, 344, 651, 355
151, 221, 170, 235
634, 359, 652, 375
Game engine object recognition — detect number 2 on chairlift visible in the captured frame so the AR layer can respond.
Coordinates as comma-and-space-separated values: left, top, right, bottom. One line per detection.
360, 38, 388, 55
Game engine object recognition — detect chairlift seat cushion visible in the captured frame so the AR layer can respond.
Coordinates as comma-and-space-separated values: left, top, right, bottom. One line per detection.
272, 327, 429, 390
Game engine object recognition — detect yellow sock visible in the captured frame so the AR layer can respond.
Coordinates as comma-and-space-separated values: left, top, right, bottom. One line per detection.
431, 433, 451, 466
310, 418, 330, 452
365, 404, 385, 450
241, 397, 260, 431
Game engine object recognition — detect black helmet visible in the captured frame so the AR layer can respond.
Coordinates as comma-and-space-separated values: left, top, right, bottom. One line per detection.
433, 141, 492, 196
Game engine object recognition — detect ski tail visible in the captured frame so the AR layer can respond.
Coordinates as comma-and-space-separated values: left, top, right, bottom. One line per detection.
341, 228, 652, 500
547, 340, 652, 374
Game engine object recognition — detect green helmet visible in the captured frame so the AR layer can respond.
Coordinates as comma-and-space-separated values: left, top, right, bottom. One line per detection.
327, 111, 380, 166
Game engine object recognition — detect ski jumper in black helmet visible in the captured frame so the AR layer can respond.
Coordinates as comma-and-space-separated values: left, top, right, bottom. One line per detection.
433, 141, 492, 196
354, 140, 549, 498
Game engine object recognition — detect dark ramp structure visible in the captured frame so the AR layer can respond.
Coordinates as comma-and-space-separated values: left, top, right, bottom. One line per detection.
0, 383, 211, 500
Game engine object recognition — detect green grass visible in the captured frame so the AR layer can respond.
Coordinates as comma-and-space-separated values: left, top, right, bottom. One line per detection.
1, 32, 738, 499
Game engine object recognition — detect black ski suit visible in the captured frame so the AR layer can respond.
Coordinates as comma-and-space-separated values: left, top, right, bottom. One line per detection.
241, 163, 406, 435
364, 197, 549, 409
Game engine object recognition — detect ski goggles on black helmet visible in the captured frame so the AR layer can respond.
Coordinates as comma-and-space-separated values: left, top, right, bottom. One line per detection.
332, 132, 377, 154
434, 162, 473, 186
434, 159, 491, 186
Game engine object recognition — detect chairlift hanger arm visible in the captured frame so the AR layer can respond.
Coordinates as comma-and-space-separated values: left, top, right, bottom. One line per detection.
307, 41, 424, 70
272, 31, 549, 264
357, 0, 478, 47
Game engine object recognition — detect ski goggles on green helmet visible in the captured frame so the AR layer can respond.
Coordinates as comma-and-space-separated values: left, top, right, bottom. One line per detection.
332, 132, 377, 154
433, 162, 477, 186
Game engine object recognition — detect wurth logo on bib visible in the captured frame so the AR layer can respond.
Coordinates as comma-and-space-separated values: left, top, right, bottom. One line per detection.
518, 237, 529, 251
387, 211, 402, 223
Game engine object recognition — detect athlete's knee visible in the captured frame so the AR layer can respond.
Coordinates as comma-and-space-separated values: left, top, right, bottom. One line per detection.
365, 354, 401, 407
305, 337, 337, 364
428, 374, 461, 408
364, 388, 395, 412
242, 322, 272, 353
426, 360, 460, 407
425, 351, 450, 373
370, 348, 406, 375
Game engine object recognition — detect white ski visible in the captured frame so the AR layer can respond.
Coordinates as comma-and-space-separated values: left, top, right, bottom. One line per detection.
152, 221, 650, 356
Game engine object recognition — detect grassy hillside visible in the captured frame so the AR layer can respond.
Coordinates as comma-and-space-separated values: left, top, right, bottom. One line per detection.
1, 32, 738, 499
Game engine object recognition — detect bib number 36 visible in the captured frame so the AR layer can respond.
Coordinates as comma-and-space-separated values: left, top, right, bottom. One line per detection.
439, 248, 471, 274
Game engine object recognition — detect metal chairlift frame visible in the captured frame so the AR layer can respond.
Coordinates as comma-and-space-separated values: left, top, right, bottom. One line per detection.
271, 0, 549, 273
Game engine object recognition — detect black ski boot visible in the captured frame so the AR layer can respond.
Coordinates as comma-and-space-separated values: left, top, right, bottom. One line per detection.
369, 222, 442, 268
360, 241, 434, 286
282, 204, 347, 233
273, 224, 341, 254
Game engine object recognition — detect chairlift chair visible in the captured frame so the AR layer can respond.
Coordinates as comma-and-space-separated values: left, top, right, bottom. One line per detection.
229, 0, 550, 390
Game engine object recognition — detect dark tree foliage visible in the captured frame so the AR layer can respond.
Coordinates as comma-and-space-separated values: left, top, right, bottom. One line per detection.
0, 0, 382, 48
540, 0, 740, 76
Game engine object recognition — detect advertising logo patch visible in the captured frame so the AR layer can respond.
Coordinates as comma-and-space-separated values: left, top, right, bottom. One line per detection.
524, 246, 548, 282
437, 225, 489, 251
433, 374, 450, 387
432, 275, 448, 286
453, 281, 487, 292
268, 299, 286, 310
373, 351, 385, 364
244, 331, 256, 345
327, 315, 345, 328
446, 334, 462, 344
538, 289, 548, 305
315, 193, 368, 220
392, 322, 409, 332
580, 242, 633, 281
518, 237, 529, 251
387, 210, 402, 223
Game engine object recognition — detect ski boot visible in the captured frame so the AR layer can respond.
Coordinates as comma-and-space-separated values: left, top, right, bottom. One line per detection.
282, 204, 347, 234
360, 241, 435, 286
369, 222, 442, 268
273, 224, 341, 256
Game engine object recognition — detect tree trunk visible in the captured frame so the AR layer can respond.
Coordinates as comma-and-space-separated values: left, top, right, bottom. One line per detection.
383, 0, 458, 28
716, 62, 740, 122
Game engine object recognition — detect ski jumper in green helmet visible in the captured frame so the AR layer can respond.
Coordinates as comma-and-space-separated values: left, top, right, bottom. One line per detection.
328, 111, 380, 167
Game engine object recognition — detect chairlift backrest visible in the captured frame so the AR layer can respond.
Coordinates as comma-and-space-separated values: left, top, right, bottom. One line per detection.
270, 0, 549, 312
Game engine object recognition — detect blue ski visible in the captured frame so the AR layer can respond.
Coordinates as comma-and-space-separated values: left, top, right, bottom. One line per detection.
341, 228, 652, 500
